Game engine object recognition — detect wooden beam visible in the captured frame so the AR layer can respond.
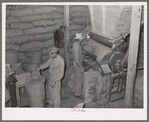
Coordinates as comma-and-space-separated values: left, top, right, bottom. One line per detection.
88, 5, 95, 31
64, 5, 70, 68
124, 6, 142, 108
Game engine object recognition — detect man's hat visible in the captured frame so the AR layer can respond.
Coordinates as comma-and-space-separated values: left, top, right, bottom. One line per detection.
74, 33, 84, 40
50, 46, 58, 53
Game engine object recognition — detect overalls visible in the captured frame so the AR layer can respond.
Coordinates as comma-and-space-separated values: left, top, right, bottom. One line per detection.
72, 41, 84, 96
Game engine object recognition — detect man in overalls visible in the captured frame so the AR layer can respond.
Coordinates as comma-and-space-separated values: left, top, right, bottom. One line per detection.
72, 33, 85, 97
37, 46, 65, 107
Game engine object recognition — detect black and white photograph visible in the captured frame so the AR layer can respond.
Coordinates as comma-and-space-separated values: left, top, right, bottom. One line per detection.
2, 2, 147, 120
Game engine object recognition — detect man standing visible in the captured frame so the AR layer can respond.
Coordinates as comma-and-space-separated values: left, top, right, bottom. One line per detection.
72, 33, 85, 97
37, 46, 65, 108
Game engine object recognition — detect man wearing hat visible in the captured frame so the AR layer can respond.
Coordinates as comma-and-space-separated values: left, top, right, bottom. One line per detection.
72, 33, 85, 97
37, 46, 65, 107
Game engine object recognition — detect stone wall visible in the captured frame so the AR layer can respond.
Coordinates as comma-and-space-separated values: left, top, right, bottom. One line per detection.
6, 5, 90, 70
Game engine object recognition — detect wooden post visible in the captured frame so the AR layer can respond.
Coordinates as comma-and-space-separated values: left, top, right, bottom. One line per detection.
89, 5, 95, 32
64, 5, 70, 68
124, 6, 142, 108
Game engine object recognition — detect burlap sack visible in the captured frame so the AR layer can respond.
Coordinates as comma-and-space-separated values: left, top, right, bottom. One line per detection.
6, 29, 23, 38
6, 38, 12, 45
11, 35, 34, 45
72, 17, 88, 25
24, 27, 47, 35
6, 5, 20, 10
21, 5, 42, 8
70, 24, 83, 31
19, 52, 31, 63
6, 44, 20, 51
34, 33, 54, 42
43, 39, 54, 48
55, 7, 64, 14
19, 15, 42, 22
11, 8, 33, 17
6, 24, 10, 29
70, 6, 88, 14
6, 16, 20, 24
54, 19, 64, 24
70, 20, 74, 25
42, 13, 63, 20
42, 48, 49, 55
6, 50, 18, 64
70, 30, 79, 37
25, 76, 45, 107
33, 20, 55, 27
21, 41, 43, 52
6, 9, 10, 17
19, 52, 26, 60
27, 63, 40, 71
70, 12, 88, 19
42, 54, 50, 61
54, 23, 63, 30
19, 57, 31, 63
45, 25, 56, 32
40, 59, 49, 67
33, 7, 56, 14
10, 23, 33, 29
83, 69, 101, 103
29, 51, 42, 64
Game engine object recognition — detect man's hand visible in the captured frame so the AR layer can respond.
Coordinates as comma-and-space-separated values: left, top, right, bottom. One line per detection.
51, 81, 56, 88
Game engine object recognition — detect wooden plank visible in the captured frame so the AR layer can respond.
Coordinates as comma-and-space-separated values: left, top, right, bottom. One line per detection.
124, 6, 142, 108
89, 5, 95, 31
103, 5, 105, 33
89, 5, 103, 32
64, 5, 70, 68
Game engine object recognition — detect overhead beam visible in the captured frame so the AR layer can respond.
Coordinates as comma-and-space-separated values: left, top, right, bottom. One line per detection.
64, 5, 70, 68
124, 6, 142, 108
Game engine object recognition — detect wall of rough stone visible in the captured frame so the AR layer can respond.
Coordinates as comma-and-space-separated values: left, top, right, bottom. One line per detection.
6, 5, 90, 70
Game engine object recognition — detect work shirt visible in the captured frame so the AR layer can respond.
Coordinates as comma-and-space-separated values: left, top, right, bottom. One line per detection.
40, 55, 65, 81
72, 41, 84, 65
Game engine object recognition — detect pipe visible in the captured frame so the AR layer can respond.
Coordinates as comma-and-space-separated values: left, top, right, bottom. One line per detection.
85, 50, 97, 60
124, 66, 144, 72
89, 32, 113, 47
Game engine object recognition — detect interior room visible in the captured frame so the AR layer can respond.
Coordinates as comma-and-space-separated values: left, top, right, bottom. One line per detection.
5, 4, 144, 108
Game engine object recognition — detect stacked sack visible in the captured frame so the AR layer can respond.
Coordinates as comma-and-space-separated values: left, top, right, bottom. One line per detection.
6, 5, 90, 69
6, 5, 64, 70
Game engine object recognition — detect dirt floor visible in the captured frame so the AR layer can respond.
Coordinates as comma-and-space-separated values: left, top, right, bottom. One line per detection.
8, 69, 142, 108
19, 85, 143, 108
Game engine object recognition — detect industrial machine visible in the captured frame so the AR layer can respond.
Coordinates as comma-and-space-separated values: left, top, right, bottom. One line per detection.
83, 31, 129, 104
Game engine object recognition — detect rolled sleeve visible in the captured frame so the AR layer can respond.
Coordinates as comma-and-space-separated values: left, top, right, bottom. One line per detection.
39, 58, 52, 70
